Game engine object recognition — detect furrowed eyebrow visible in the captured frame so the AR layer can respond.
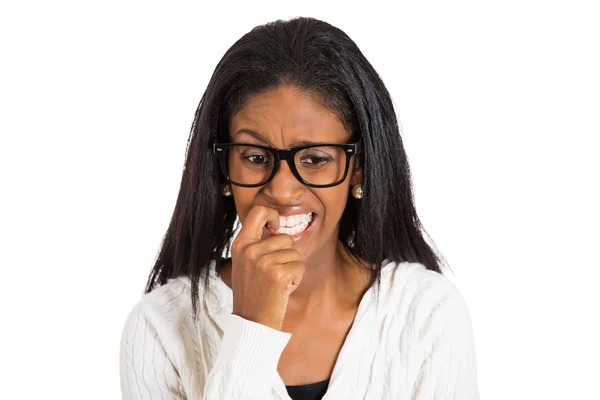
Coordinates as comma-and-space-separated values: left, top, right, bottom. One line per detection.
233, 129, 324, 149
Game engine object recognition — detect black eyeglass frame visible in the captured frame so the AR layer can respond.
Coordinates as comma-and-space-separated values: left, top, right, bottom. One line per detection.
212, 140, 362, 188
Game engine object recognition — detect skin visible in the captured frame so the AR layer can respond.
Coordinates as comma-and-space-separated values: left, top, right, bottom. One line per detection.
219, 85, 373, 385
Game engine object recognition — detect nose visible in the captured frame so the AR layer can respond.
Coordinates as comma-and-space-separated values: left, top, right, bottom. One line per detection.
263, 160, 304, 204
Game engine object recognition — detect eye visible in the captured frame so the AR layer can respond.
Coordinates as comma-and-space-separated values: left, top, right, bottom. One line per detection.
300, 155, 330, 166
240, 149, 273, 166
297, 147, 336, 168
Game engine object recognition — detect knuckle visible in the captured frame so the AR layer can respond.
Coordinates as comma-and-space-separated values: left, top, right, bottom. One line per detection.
256, 254, 271, 269
271, 268, 288, 283
245, 243, 261, 261
253, 205, 268, 218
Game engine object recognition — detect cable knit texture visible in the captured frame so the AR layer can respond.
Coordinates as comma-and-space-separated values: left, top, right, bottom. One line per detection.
120, 261, 479, 399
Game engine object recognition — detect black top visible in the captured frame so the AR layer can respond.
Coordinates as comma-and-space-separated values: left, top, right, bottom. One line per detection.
285, 379, 330, 400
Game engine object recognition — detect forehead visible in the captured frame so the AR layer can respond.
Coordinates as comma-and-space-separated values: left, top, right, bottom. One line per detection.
229, 86, 350, 147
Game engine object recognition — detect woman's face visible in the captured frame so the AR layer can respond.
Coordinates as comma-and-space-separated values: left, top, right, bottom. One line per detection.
228, 85, 361, 262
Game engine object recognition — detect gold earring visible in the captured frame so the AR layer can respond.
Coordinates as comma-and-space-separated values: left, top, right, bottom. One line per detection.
351, 184, 363, 199
221, 183, 233, 197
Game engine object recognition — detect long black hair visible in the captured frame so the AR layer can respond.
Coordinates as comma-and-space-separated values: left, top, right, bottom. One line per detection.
145, 17, 445, 314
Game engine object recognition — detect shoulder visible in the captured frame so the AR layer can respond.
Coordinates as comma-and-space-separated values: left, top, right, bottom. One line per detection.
120, 277, 200, 398
120, 277, 196, 361
122, 277, 192, 332
382, 263, 479, 396
382, 262, 473, 339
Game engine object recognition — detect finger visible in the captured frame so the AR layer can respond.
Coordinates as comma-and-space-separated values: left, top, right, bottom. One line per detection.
238, 206, 280, 241
281, 261, 305, 294
252, 234, 294, 253
244, 235, 293, 261
257, 249, 301, 268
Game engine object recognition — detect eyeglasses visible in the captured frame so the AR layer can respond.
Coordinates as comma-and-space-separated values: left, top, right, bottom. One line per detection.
213, 141, 361, 188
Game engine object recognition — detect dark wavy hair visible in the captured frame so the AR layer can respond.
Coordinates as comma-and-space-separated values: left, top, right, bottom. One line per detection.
145, 17, 445, 314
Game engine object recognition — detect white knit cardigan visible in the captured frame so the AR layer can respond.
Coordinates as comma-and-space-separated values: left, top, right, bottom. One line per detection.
120, 261, 479, 399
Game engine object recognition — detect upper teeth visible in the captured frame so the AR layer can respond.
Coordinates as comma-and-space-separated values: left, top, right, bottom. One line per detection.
279, 213, 312, 227
275, 212, 313, 235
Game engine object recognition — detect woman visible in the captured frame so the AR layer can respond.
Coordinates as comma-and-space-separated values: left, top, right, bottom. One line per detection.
120, 17, 479, 400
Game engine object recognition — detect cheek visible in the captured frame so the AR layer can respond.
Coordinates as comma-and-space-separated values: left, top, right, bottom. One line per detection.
316, 186, 350, 223
231, 188, 260, 221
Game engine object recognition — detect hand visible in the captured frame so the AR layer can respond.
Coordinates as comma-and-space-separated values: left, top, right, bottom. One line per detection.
230, 205, 306, 331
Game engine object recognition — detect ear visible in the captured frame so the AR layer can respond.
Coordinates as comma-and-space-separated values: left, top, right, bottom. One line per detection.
350, 155, 363, 186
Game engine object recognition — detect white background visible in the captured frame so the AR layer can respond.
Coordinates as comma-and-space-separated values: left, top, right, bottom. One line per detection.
1, 0, 598, 398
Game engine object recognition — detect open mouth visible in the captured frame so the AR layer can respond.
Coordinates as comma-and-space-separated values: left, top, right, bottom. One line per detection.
266, 212, 315, 236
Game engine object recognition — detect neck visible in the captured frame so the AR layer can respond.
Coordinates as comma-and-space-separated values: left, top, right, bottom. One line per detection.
285, 240, 367, 315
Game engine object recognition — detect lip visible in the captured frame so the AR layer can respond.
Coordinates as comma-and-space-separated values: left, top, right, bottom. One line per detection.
263, 213, 317, 241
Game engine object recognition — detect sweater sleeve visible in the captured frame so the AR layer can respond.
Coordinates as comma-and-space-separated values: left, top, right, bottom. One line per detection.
120, 301, 186, 400
120, 300, 292, 400
202, 314, 292, 399
411, 286, 480, 400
